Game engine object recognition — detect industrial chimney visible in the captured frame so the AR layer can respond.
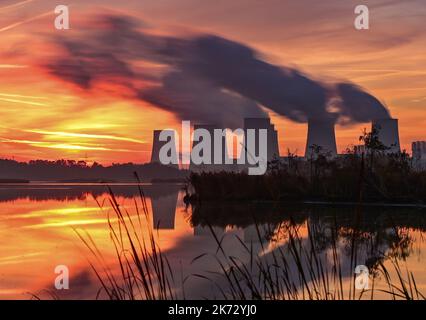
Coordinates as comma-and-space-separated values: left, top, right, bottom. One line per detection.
243, 118, 280, 162
372, 118, 401, 153
151, 129, 178, 168
412, 141, 426, 170
412, 141, 426, 160
305, 118, 337, 157
189, 124, 229, 172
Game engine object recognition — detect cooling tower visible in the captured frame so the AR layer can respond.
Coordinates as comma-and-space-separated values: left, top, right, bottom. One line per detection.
151, 129, 178, 168
243, 118, 280, 162
412, 141, 426, 160
372, 119, 401, 153
189, 124, 229, 172
412, 141, 426, 171
305, 119, 337, 157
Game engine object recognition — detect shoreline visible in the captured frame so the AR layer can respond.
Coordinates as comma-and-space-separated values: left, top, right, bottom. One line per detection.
193, 199, 426, 208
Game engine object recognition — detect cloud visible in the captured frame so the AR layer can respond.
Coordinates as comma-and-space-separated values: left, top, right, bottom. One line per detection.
43, 14, 391, 128
0, 0, 36, 12
25, 129, 146, 144
0, 10, 52, 33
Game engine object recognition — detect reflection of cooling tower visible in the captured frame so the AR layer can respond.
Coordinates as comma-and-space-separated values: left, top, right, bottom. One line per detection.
194, 225, 225, 237
243, 224, 273, 243
151, 130, 178, 168
305, 119, 337, 157
151, 191, 179, 230
372, 119, 401, 153
243, 118, 280, 162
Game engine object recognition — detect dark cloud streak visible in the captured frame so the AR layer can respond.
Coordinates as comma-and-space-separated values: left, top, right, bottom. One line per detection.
44, 15, 390, 128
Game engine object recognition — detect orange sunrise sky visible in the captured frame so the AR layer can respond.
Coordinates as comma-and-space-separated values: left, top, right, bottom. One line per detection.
0, 0, 425, 164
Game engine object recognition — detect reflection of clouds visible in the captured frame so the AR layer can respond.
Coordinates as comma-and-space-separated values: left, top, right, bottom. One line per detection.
35, 269, 100, 300
0, 186, 183, 299
167, 212, 423, 299
0, 184, 181, 202
1, 184, 425, 299
23, 218, 112, 230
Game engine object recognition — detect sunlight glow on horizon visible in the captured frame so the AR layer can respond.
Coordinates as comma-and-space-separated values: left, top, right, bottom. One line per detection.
0, 1, 424, 163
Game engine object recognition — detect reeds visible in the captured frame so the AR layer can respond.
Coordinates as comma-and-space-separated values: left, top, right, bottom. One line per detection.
77, 184, 425, 300
75, 182, 177, 300
199, 219, 425, 300
188, 151, 426, 203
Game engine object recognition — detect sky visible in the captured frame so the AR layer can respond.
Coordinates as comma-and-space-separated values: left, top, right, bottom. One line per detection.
0, 0, 425, 164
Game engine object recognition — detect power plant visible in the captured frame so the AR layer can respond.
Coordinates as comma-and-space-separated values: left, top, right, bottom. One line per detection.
188, 118, 279, 173
150, 129, 179, 168
412, 141, 426, 170
149, 116, 419, 172
189, 124, 229, 173
243, 118, 280, 162
412, 141, 426, 160
372, 118, 401, 153
304, 118, 337, 157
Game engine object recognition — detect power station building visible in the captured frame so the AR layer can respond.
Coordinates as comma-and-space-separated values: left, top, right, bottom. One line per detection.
150, 129, 179, 169
243, 118, 280, 163
372, 118, 401, 153
150, 117, 409, 173
412, 141, 426, 160
189, 124, 230, 173
304, 118, 337, 158
412, 141, 426, 170
188, 118, 280, 173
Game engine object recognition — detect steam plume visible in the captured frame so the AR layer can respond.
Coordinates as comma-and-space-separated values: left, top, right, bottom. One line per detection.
45, 15, 390, 128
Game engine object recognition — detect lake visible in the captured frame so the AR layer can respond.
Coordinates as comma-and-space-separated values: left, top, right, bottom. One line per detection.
0, 183, 425, 299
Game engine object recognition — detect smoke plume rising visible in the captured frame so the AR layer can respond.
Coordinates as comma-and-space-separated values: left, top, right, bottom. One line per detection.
45, 15, 390, 128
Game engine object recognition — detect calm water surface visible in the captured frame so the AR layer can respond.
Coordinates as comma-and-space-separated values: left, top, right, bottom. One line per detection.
0, 183, 425, 299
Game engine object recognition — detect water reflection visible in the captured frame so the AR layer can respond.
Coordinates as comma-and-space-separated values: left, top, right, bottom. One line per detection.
0, 183, 180, 202
190, 204, 426, 299
0, 183, 425, 299
151, 189, 179, 230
